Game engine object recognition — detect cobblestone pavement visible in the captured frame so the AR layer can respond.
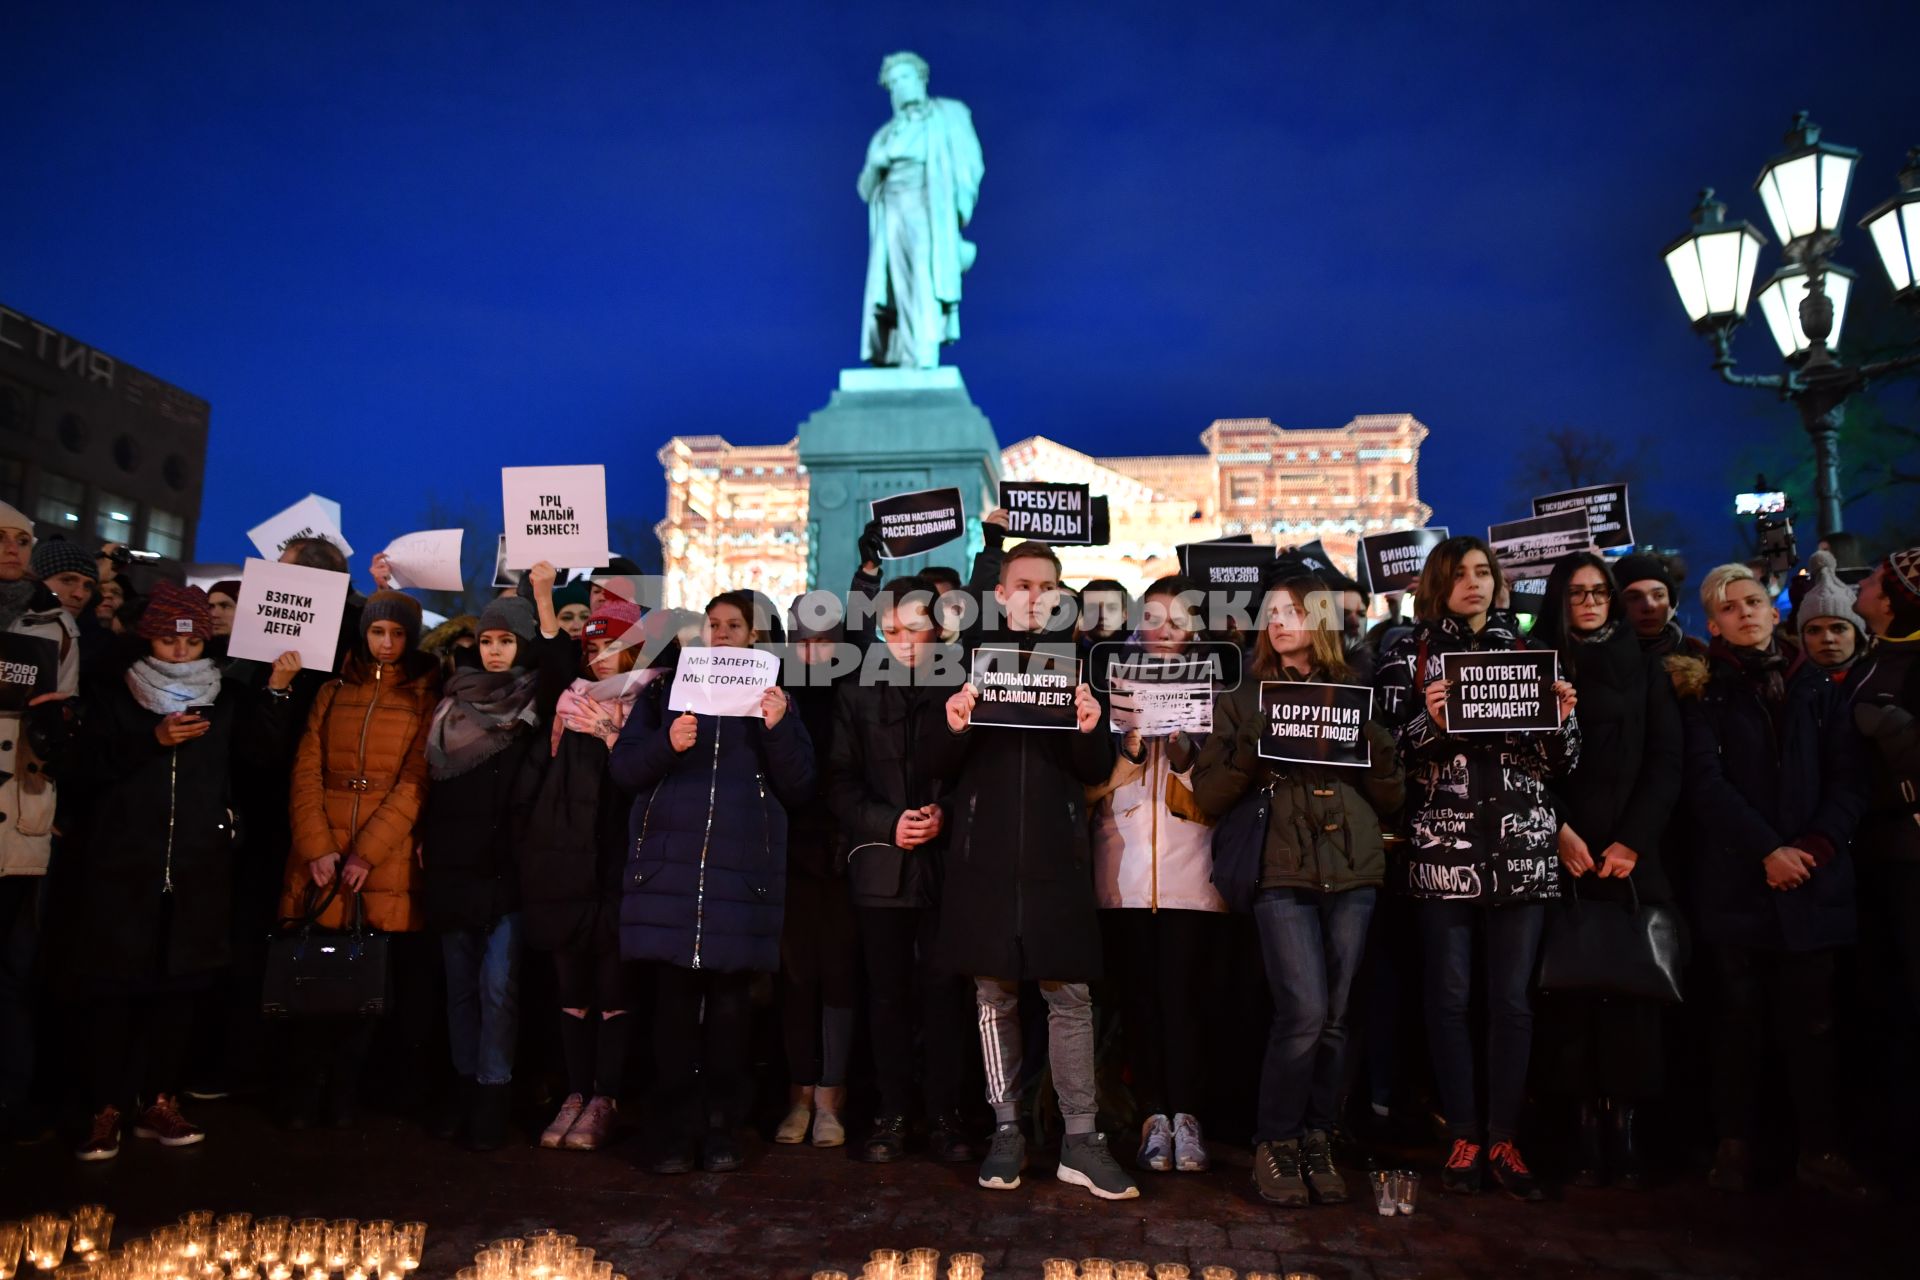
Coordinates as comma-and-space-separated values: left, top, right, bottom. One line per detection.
0, 1107, 1899, 1279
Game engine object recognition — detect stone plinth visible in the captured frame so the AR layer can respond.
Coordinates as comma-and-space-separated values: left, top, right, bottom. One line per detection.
796, 368, 1001, 593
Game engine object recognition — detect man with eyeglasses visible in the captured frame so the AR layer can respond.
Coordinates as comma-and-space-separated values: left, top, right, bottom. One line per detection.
1614, 554, 1708, 659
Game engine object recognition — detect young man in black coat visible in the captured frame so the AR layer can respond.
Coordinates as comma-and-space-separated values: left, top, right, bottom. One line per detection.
922, 541, 1137, 1201
1679, 563, 1871, 1197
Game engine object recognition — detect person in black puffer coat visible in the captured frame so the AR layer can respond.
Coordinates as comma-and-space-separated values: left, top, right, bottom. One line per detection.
1528, 552, 1682, 1190
1374, 536, 1579, 1201
612, 590, 815, 1176
418, 568, 573, 1150
519, 592, 662, 1153
1678, 562, 1871, 1199
64, 582, 298, 1161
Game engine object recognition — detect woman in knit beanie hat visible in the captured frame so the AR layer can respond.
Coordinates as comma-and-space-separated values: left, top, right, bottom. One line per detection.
1792, 551, 1867, 673
279, 583, 439, 1129
1857, 547, 1920, 641
67, 579, 300, 1160
553, 579, 593, 640
520, 584, 659, 1150
416, 563, 566, 1149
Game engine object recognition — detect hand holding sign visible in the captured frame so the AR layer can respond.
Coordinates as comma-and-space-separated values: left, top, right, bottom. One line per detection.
947, 683, 978, 733
669, 713, 699, 753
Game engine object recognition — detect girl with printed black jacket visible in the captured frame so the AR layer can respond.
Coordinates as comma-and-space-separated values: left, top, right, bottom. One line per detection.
1374, 536, 1578, 1201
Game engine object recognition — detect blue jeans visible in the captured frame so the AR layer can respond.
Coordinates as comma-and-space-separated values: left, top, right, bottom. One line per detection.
1419, 900, 1546, 1144
1252, 886, 1376, 1144
442, 913, 521, 1086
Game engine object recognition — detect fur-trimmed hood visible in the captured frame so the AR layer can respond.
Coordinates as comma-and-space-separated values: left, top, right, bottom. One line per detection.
1667, 653, 1711, 699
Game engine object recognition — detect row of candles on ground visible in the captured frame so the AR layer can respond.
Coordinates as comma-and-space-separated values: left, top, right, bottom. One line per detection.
458, 1232, 630, 1280
0, 1211, 427, 1280
813, 1255, 1329, 1280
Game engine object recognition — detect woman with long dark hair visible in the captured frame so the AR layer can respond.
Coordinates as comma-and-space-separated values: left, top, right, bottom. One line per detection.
1530, 552, 1682, 1189
1375, 536, 1579, 1201
1194, 574, 1403, 1207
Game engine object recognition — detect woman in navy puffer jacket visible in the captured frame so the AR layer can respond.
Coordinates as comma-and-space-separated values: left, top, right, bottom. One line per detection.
611, 590, 814, 1175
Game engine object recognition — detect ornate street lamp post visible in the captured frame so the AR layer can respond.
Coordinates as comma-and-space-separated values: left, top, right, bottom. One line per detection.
1663, 114, 1920, 539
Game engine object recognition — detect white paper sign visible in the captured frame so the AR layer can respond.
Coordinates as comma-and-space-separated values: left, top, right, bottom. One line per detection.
1109, 679, 1214, 736
226, 557, 351, 674
501, 465, 610, 571
668, 647, 781, 717
384, 529, 466, 592
247, 494, 353, 561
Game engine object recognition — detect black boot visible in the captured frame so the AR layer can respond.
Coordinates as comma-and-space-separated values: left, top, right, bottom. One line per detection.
1571, 1099, 1606, 1188
1608, 1102, 1645, 1191
467, 1083, 512, 1151
431, 1076, 474, 1141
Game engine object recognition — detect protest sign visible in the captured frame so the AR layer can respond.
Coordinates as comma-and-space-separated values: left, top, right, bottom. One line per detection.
226, 557, 351, 674
668, 646, 782, 717
501, 465, 611, 570
1257, 682, 1373, 767
383, 529, 466, 592
1109, 678, 1213, 736
969, 646, 1082, 730
1488, 511, 1591, 581
1533, 483, 1634, 551
1178, 541, 1276, 592
870, 487, 964, 558
184, 565, 244, 594
999, 481, 1093, 545
1358, 527, 1450, 594
0, 633, 59, 714
247, 494, 352, 561
1442, 650, 1561, 733
1090, 642, 1235, 694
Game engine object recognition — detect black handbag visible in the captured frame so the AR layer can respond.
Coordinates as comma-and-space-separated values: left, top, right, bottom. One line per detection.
261, 883, 392, 1019
1536, 876, 1689, 1005
1210, 781, 1272, 915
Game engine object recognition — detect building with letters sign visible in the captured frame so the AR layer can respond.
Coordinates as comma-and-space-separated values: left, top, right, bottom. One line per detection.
0, 303, 208, 561
657, 414, 1430, 607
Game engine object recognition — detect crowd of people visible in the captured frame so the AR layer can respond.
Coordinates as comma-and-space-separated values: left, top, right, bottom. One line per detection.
0, 496, 1915, 1214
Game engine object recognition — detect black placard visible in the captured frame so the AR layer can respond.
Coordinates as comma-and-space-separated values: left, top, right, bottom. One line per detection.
1257, 682, 1373, 767
999, 482, 1093, 545
1177, 541, 1276, 593
1358, 527, 1450, 594
1533, 483, 1634, 551
969, 646, 1082, 730
0, 633, 59, 714
1488, 511, 1591, 581
870, 487, 964, 558
1442, 650, 1561, 734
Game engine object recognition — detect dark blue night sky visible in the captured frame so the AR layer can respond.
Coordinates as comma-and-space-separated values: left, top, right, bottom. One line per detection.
8, 1, 1916, 578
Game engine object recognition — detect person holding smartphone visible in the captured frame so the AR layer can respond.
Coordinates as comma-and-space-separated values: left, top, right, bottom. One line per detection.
67, 582, 300, 1160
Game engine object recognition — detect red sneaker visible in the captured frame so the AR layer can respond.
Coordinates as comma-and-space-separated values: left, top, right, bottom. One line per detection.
1440, 1137, 1484, 1194
1488, 1140, 1545, 1201
74, 1105, 122, 1162
134, 1094, 205, 1147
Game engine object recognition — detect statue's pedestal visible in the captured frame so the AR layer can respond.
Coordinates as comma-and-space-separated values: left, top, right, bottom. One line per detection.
797, 367, 1002, 593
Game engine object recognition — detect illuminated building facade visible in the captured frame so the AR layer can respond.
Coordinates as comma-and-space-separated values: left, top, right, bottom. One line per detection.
657, 414, 1430, 604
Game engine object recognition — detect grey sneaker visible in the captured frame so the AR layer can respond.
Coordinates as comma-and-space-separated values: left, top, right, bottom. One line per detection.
978, 1122, 1028, 1190
1300, 1129, 1348, 1203
1057, 1131, 1141, 1201
1137, 1113, 1173, 1172
1173, 1112, 1208, 1172
1253, 1139, 1308, 1206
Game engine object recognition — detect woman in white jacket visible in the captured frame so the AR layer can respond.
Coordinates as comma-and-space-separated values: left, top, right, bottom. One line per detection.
0, 501, 79, 1142
1089, 575, 1224, 1176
